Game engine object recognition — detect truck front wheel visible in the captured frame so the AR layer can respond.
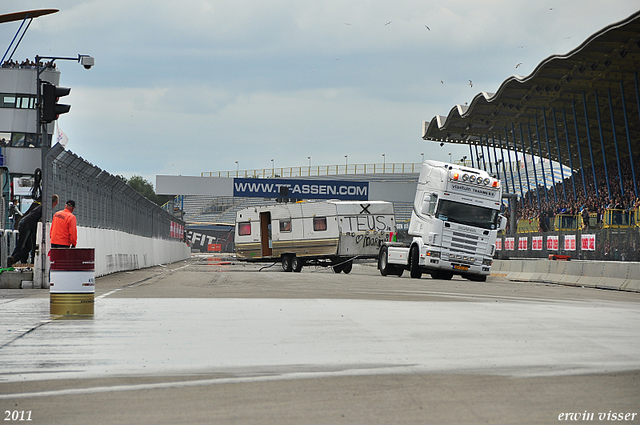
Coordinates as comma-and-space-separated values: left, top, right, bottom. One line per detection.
409, 245, 422, 279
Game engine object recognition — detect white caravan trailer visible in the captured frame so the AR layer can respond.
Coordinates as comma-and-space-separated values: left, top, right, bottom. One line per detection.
235, 200, 396, 273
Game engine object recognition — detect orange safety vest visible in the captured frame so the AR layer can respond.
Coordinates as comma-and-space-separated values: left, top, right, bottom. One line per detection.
50, 208, 77, 246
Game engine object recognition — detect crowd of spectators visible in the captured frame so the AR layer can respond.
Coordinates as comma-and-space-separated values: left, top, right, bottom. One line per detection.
511, 161, 640, 232
1, 59, 57, 69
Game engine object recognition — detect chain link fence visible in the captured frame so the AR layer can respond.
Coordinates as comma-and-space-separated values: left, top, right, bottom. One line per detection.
44, 143, 184, 240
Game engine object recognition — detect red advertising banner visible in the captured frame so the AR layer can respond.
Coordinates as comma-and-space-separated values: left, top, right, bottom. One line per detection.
581, 234, 596, 251
505, 237, 515, 251
518, 237, 528, 250
532, 236, 543, 251
547, 235, 559, 251
170, 222, 185, 239
564, 234, 576, 251
208, 243, 222, 252
496, 239, 502, 251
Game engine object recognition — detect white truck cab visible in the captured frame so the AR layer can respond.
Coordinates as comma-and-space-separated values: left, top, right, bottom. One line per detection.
379, 160, 506, 281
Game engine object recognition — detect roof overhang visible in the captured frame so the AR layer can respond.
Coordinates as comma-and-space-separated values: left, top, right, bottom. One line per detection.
0, 9, 58, 24
423, 10, 640, 170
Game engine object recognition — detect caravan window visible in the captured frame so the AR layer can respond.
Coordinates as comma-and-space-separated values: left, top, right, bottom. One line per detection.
279, 220, 292, 232
313, 217, 327, 231
238, 222, 251, 236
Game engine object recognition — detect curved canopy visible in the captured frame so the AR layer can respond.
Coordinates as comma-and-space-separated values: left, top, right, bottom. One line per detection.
422, 10, 640, 172
0, 9, 58, 24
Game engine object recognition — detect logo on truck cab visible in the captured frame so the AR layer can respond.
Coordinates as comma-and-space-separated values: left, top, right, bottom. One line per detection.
450, 183, 499, 199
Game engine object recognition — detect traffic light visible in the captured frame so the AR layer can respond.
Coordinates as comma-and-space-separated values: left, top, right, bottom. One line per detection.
41, 82, 71, 123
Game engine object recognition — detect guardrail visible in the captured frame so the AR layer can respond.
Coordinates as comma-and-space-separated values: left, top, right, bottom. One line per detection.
492, 259, 640, 292
603, 208, 636, 229
516, 209, 637, 234
554, 214, 582, 231
517, 218, 540, 233
0, 229, 18, 268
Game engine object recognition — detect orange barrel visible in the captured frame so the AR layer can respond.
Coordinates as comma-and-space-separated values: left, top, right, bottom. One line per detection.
49, 248, 95, 315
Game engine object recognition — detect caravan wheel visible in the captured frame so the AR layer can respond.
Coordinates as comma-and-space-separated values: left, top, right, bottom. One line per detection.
282, 255, 293, 272
292, 256, 304, 273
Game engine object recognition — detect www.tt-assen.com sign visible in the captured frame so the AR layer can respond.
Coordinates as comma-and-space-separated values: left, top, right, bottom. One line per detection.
233, 178, 369, 200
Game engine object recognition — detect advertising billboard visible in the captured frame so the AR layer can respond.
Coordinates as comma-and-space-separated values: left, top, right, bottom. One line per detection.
232, 178, 369, 201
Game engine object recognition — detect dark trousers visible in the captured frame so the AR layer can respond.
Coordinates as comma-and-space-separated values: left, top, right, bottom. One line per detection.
10, 225, 34, 263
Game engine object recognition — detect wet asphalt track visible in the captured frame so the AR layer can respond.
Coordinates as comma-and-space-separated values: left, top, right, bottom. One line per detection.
1, 255, 639, 424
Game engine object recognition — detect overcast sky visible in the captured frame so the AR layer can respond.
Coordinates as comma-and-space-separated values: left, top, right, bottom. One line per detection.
2, 1, 639, 184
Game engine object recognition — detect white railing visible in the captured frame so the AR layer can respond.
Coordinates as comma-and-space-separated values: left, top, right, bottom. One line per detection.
201, 162, 423, 178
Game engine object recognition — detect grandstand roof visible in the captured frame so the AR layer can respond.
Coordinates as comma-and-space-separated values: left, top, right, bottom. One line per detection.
0, 9, 58, 24
422, 10, 640, 171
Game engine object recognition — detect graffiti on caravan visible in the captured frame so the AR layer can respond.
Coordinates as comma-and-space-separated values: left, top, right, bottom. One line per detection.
233, 178, 369, 200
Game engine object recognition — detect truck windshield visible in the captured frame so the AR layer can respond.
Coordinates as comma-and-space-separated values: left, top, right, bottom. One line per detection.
435, 199, 499, 230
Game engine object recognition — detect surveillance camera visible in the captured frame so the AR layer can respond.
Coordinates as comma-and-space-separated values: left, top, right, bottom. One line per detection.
79, 56, 94, 70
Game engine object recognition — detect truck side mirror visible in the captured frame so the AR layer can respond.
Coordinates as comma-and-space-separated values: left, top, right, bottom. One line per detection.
498, 214, 507, 231
421, 200, 430, 215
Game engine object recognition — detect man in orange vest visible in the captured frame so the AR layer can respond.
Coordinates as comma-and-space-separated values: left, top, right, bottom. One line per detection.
50, 200, 77, 248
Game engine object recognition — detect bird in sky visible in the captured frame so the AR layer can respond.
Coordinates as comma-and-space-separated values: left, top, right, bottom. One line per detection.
440, 80, 444, 84
425, 25, 431, 31
385, 21, 392, 26
469, 80, 473, 87
344, 23, 351, 25
516, 63, 522, 68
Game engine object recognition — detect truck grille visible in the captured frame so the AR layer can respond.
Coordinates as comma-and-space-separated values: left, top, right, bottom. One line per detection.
442, 229, 488, 264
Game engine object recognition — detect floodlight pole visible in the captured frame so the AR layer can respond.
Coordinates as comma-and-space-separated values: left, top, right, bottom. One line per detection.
36, 54, 93, 288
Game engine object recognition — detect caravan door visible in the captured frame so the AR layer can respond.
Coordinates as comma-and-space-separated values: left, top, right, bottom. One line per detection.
260, 211, 272, 257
